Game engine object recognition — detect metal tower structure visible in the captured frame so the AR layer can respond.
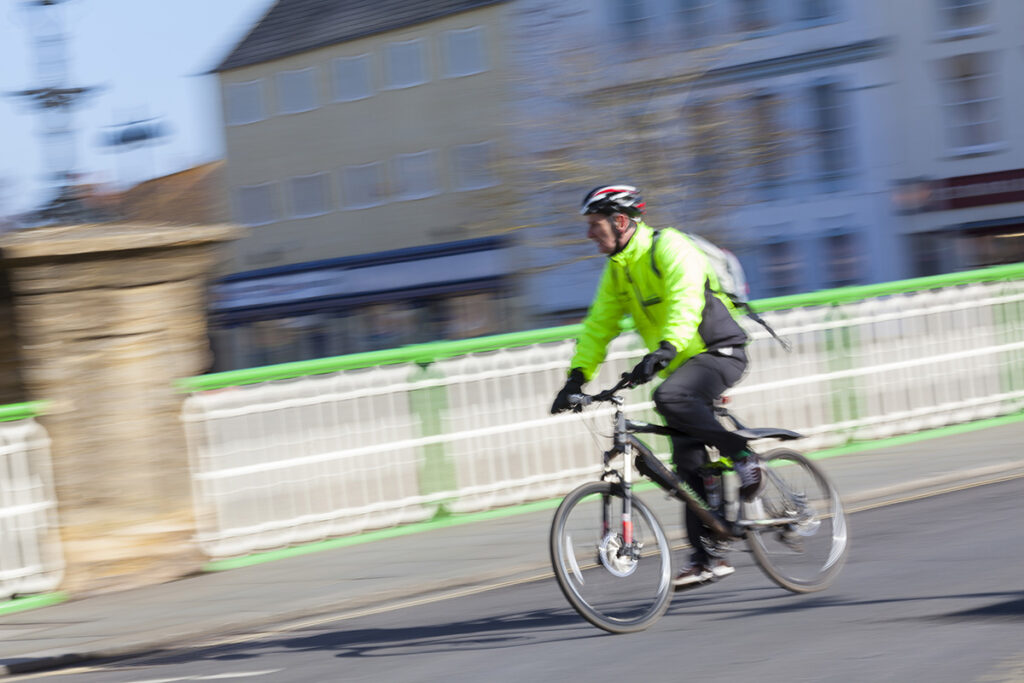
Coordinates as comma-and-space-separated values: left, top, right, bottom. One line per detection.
10, 0, 99, 224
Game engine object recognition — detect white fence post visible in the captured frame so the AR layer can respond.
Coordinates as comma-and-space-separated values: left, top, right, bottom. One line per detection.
0, 413, 63, 600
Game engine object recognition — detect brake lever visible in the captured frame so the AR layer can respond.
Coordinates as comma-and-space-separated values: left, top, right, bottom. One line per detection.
569, 374, 635, 408
567, 393, 592, 410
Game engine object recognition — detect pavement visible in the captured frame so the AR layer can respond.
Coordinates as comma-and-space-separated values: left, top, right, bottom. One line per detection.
1, 418, 1023, 676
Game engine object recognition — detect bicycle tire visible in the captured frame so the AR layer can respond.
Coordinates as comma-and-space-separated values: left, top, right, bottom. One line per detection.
745, 448, 849, 593
550, 481, 673, 634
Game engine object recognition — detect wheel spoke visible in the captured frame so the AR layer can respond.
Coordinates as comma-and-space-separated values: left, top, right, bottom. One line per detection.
745, 449, 849, 593
551, 482, 674, 633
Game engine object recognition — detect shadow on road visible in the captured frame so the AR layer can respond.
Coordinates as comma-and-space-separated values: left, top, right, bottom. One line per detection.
128, 605, 601, 667
666, 585, 1024, 623
283, 608, 602, 658
934, 593, 1024, 621
86, 586, 1024, 672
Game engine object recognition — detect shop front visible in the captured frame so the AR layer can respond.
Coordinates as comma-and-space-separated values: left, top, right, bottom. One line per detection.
208, 237, 515, 371
896, 168, 1024, 276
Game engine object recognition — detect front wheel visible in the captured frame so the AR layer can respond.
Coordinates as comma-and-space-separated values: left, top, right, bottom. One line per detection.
744, 448, 849, 593
550, 482, 673, 633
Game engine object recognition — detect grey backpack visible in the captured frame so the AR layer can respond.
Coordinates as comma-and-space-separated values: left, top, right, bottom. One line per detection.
651, 229, 791, 351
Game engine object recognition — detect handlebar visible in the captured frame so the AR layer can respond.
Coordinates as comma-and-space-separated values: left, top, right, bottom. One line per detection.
567, 373, 635, 409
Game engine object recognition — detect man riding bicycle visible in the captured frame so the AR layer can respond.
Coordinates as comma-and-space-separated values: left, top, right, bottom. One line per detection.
551, 184, 764, 588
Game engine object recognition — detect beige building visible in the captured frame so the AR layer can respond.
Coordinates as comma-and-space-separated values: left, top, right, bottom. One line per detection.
211, 0, 519, 370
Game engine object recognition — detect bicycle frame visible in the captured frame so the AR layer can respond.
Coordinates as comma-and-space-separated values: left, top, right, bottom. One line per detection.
554, 378, 849, 631
573, 374, 808, 542
595, 393, 740, 542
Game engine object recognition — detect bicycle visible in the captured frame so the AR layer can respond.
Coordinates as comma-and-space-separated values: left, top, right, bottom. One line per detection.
549, 374, 849, 634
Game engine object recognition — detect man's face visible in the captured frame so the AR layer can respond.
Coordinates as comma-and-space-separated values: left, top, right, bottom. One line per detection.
586, 214, 620, 254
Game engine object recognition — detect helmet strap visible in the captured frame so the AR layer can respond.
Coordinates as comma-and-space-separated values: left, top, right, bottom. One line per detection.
610, 214, 635, 256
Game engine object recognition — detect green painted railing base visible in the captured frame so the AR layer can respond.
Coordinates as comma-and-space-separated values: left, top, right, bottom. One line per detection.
0, 401, 49, 423
808, 411, 1024, 460
0, 592, 67, 616
202, 409, 1024, 574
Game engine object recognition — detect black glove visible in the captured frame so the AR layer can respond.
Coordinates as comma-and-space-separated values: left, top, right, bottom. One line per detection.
628, 341, 677, 386
551, 368, 586, 414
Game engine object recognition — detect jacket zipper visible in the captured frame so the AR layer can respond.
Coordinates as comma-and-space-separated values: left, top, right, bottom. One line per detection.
623, 265, 656, 323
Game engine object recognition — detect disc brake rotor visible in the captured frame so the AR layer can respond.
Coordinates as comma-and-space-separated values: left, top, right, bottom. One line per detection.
598, 532, 639, 577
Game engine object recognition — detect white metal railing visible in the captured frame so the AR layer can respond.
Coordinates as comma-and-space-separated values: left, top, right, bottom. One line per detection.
0, 417, 63, 600
183, 277, 1024, 558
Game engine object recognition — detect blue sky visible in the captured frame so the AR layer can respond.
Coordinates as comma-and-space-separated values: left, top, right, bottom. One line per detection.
0, 0, 276, 216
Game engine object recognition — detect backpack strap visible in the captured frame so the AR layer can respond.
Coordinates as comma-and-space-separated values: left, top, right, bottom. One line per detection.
741, 304, 793, 352
650, 228, 663, 278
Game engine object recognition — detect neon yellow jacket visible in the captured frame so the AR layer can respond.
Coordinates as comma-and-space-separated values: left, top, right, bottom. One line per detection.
569, 221, 747, 381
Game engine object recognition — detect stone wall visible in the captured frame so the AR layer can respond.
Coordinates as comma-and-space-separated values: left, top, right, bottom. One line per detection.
0, 269, 26, 406
0, 223, 240, 595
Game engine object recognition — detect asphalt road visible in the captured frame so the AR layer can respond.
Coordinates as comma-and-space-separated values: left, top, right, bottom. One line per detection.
13, 477, 1024, 683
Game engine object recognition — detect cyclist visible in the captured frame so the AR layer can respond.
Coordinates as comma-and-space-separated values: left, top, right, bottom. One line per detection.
551, 184, 764, 589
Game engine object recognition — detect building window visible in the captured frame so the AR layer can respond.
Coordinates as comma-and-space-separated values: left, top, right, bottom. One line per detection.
246, 318, 326, 367
687, 99, 728, 212
341, 162, 387, 209
392, 151, 439, 200
823, 232, 861, 287
676, 0, 714, 42
224, 80, 265, 126
910, 233, 945, 277
763, 240, 799, 295
332, 55, 372, 101
811, 82, 851, 178
443, 27, 487, 77
736, 0, 771, 33
749, 91, 786, 194
452, 141, 498, 191
800, 0, 833, 21
385, 39, 427, 89
938, 0, 991, 33
289, 173, 331, 218
363, 302, 421, 349
235, 184, 278, 226
447, 293, 499, 338
939, 52, 1000, 153
618, 0, 653, 45
962, 229, 1024, 268
276, 68, 318, 115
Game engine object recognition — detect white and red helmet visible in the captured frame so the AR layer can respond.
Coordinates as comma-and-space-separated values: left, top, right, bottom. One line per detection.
580, 184, 646, 217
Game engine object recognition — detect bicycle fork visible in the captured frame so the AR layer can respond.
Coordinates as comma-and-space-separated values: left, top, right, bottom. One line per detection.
600, 406, 639, 556
600, 463, 636, 552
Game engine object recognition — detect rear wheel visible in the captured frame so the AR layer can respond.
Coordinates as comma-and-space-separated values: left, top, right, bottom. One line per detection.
550, 481, 673, 633
744, 449, 849, 593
